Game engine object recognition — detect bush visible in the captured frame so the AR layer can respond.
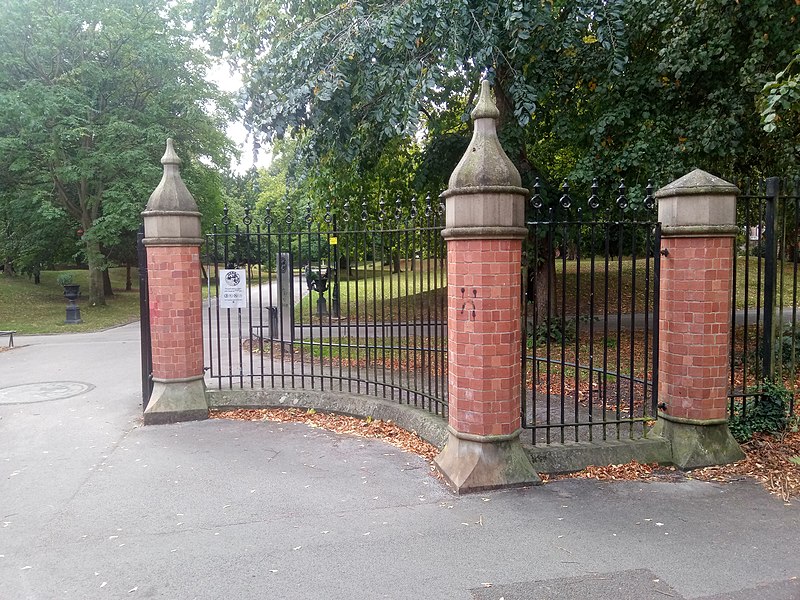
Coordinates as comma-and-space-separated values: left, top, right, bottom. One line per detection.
56, 272, 74, 287
529, 318, 576, 347
728, 380, 792, 442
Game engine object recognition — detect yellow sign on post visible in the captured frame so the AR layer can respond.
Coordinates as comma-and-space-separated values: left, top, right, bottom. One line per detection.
330, 237, 338, 245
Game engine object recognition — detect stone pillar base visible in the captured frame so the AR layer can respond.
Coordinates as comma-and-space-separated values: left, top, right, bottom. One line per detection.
653, 412, 744, 470
434, 428, 541, 494
144, 377, 209, 425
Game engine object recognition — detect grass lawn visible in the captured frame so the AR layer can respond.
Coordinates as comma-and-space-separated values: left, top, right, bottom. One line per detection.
547, 255, 800, 316
293, 264, 447, 323
0, 268, 141, 334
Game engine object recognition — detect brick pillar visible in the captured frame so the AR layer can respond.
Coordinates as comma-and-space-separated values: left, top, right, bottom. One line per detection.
433, 80, 540, 492
653, 169, 744, 468
141, 139, 208, 425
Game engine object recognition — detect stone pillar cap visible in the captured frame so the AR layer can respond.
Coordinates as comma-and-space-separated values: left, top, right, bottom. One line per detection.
143, 138, 200, 214
655, 168, 739, 200
444, 80, 525, 194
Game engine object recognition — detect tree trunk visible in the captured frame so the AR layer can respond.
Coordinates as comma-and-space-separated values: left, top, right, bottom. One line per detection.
126, 263, 132, 291
526, 231, 556, 329
85, 237, 106, 306
391, 250, 401, 273
103, 269, 114, 297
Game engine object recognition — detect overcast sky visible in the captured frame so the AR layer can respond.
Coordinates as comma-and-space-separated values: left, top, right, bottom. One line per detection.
208, 61, 271, 174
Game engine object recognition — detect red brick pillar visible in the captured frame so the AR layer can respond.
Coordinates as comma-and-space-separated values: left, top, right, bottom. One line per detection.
141, 139, 208, 424
433, 81, 539, 492
653, 169, 744, 468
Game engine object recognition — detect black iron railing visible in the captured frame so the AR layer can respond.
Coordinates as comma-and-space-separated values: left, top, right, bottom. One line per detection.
523, 179, 661, 444
137, 224, 153, 410
204, 199, 448, 418
730, 177, 800, 417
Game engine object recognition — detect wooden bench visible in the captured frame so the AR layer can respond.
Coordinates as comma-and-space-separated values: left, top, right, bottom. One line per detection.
0, 330, 15, 348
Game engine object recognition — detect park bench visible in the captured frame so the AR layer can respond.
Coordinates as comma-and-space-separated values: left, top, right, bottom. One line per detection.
0, 330, 15, 348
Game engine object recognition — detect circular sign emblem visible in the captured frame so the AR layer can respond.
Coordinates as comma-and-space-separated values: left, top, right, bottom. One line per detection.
225, 271, 241, 286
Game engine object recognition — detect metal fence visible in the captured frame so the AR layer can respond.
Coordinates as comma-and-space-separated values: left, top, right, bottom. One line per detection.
730, 177, 800, 417
522, 180, 661, 444
204, 200, 448, 418
137, 224, 153, 409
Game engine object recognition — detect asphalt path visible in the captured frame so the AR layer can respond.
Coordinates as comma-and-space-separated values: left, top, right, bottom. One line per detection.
1, 324, 799, 599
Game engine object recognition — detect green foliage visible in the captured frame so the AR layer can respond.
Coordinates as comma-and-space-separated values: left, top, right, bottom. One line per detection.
56, 273, 74, 287
729, 380, 792, 442
775, 325, 800, 372
529, 319, 577, 348
202, 0, 799, 204
0, 0, 235, 304
759, 45, 800, 133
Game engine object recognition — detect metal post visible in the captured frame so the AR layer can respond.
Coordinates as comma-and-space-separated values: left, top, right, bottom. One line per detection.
137, 224, 153, 409
332, 214, 340, 318
762, 177, 780, 380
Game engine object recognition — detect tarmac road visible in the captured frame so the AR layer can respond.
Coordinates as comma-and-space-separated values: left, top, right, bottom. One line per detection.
1, 323, 799, 599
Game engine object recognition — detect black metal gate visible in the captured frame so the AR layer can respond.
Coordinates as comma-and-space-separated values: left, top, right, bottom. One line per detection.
522, 180, 661, 444
730, 177, 800, 416
137, 224, 153, 409
204, 200, 448, 418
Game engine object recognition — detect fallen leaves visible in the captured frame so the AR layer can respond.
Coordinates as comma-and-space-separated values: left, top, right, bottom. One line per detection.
690, 430, 800, 502
541, 460, 675, 483
211, 409, 800, 501
210, 408, 439, 461
542, 430, 800, 501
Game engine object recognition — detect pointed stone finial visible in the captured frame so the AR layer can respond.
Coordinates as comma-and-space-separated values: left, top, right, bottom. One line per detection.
161, 137, 182, 166
446, 79, 523, 191
440, 79, 527, 238
144, 138, 198, 213
471, 79, 500, 120
142, 138, 202, 245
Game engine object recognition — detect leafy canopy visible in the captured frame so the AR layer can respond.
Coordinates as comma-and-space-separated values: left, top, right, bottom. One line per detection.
204, 0, 798, 210
0, 0, 235, 302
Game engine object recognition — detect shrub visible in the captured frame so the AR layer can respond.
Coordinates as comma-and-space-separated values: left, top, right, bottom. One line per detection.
56, 273, 74, 287
728, 380, 792, 442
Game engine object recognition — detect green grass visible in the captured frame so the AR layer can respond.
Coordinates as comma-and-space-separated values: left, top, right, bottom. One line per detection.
0, 268, 141, 334
546, 256, 800, 315
294, 265, 447, 322
734, 256, 800, 310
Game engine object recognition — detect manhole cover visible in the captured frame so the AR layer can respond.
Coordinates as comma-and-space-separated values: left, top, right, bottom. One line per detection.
0, 382, 95, 405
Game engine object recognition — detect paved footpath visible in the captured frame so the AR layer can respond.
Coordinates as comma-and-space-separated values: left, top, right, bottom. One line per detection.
1, 324, 799, 600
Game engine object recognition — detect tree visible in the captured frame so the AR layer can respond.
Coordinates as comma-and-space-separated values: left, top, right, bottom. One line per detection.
561, 0, 800, 186
204, 0, 798, 189
759, 43, 800, 151
202, 0, 798, 326
0, 0, 235, 305
201, 0, 627, 188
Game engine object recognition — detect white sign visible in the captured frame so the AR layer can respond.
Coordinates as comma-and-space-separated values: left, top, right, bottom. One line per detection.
219, 269, 247, 309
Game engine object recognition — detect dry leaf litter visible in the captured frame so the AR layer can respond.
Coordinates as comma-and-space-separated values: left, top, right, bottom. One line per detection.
211, 409, 800, 500
211, 408, 439, 461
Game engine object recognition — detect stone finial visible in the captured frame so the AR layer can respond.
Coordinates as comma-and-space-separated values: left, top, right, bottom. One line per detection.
142, 138, 203, 246
470, 79, 500, 120
161, 137, 182, 166
144, 138, 199, 213
446, 80, 522, 191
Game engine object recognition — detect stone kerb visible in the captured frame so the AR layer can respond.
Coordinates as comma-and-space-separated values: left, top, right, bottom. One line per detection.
433, 80, 540, 493
653, 169, 744, 468
141, 139, 208, 425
